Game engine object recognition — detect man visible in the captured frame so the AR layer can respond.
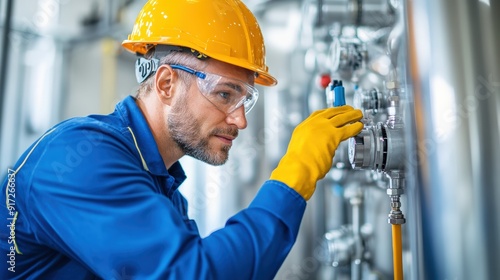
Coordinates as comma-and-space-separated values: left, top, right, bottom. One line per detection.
1, 0, 363, 279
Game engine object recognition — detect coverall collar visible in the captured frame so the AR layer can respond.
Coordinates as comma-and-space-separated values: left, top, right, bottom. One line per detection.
117, 96, 187, 188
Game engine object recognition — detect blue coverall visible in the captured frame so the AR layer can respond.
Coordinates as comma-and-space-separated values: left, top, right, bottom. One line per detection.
0, 96, 306, 279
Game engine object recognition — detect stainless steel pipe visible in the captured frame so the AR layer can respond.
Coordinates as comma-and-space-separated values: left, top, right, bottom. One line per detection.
407, 0, 500, 279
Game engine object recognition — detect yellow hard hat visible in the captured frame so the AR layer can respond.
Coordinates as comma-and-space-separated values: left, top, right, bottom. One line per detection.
122, 0, 277, 86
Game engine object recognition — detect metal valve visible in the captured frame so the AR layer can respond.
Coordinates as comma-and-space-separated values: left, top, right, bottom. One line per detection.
348, 123, 405, 172
353, 88, 388, 118
329, 37, 366, 73
319, 226, 355, 267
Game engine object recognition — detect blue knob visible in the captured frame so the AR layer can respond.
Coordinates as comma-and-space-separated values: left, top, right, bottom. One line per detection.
334, 80, 346, 107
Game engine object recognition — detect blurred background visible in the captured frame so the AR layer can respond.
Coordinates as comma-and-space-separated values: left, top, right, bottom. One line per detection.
1, 0, 499, 279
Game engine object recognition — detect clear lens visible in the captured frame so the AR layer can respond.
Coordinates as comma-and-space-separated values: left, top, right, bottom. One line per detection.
170, 64, 259, 114
196, 72, 259, 114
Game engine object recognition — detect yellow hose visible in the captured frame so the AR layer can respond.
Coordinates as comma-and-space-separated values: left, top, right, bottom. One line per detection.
392, 224, 403, 280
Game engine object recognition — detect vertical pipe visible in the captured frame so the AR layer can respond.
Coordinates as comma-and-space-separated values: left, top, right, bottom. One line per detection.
407, 0, 500, 279
100, 38, 117, 114
0, 0, 14, 128
351, 200, 361, 280
391, 224, 403, 280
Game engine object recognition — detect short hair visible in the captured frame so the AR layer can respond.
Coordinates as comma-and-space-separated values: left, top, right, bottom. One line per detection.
135, 49, 205, 98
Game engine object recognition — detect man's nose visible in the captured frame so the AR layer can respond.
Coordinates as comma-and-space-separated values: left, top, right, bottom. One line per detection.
226, 106, 248, 129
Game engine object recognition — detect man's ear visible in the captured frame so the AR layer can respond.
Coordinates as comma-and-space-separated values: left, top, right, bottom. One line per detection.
154, 65, 178, 104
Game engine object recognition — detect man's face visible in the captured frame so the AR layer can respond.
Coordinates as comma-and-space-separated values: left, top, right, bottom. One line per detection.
167, 61, 252, 165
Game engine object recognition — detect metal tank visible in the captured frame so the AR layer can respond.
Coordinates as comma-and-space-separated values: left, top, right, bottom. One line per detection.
407, 0, 500, 279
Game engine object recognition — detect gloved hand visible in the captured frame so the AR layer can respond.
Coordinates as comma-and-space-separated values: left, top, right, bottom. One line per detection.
270, 106, 363, 200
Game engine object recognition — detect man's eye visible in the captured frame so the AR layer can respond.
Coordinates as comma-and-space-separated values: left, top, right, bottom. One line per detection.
218, 91, 230, 100
214, 91, 234, 104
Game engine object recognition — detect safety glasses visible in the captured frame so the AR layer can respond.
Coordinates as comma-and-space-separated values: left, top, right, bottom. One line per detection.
170, 64, 259, 115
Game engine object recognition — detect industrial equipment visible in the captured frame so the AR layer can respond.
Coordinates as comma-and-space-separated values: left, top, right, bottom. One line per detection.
1, 1, 499, 279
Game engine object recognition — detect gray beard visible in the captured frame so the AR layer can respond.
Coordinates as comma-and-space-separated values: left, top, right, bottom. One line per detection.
167, 97, 235, 166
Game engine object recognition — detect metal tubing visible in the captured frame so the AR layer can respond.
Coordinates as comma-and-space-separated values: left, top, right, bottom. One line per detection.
0, 0, 14, 127
318, 0, 395, 27
351, 198, 362, 280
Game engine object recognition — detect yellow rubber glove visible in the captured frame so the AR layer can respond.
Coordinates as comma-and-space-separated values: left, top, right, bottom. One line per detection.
270, 106, 363, 200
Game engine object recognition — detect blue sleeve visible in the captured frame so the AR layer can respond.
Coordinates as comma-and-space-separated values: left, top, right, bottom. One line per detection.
204, 181, 306, 279
26, 125, 306, 279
